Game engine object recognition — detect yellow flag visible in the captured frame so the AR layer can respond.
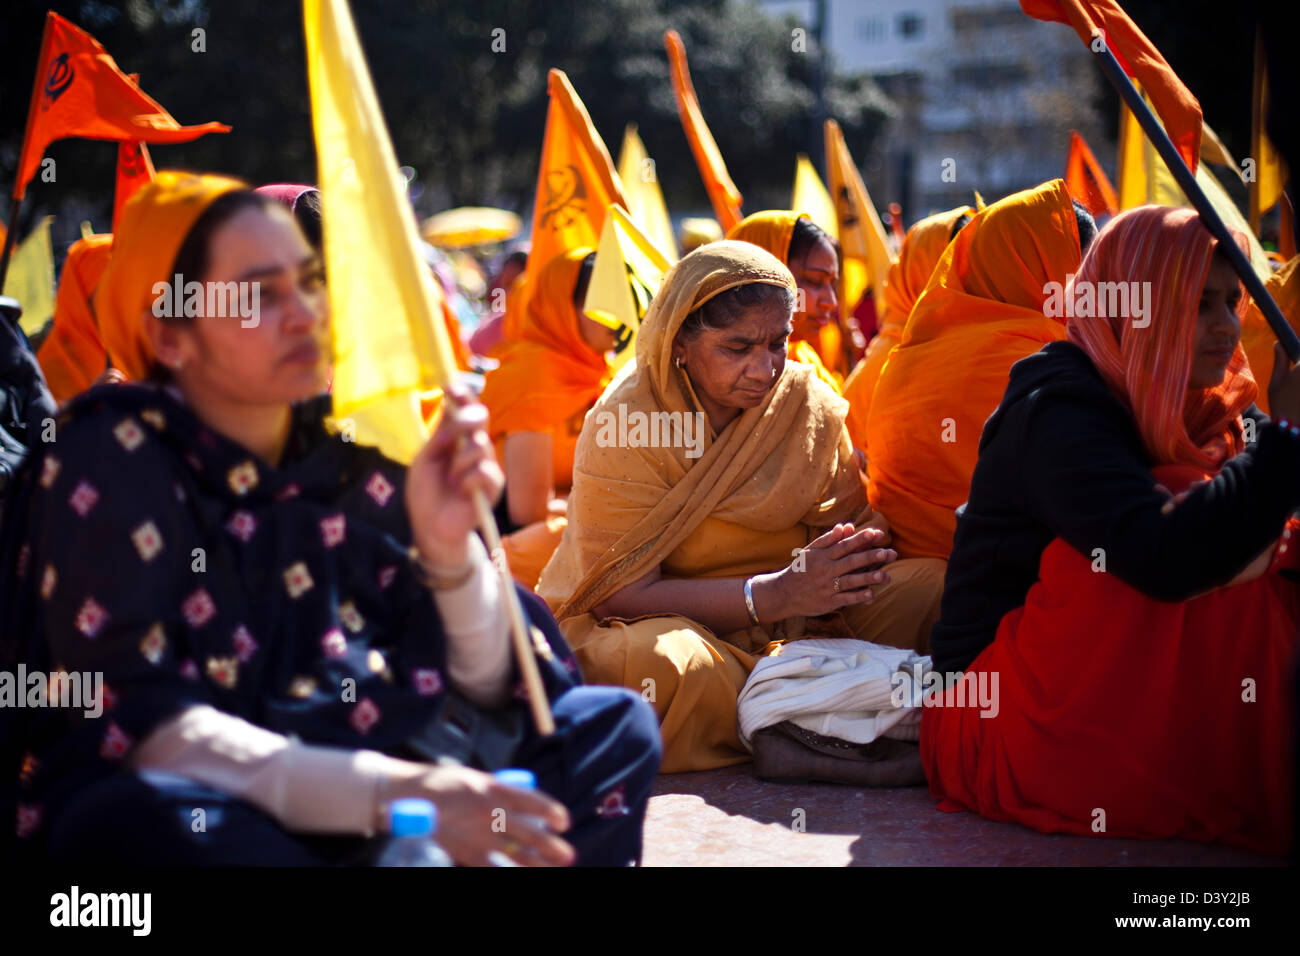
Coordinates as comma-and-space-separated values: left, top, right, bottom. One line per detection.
791, 154, 838, 239
526, 69, 626, 299
617, 124, 676, 260
304, 0, 459, 463
584, 204, 673, 375
1251, 29, 1288, 232
2, 216, 55, 337
825, 119, 891, 315
1119, 95, 1271, 282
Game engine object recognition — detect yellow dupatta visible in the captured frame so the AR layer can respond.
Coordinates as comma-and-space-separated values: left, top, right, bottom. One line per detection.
537, 240, 869, 622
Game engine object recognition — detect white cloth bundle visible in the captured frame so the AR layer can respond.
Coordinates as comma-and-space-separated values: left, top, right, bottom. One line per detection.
736, 639, 931, 751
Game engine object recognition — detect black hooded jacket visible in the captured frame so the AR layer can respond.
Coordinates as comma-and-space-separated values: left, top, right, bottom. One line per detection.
930, 339, 1300, 674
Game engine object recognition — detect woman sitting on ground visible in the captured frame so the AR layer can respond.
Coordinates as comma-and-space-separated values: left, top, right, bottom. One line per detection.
478, 247, 612, 589
841, 205, 973, 451
0, 171, 659, 867
864, 180, 1094, 561
922, 206, 1300, 855
537, 241, 946, 773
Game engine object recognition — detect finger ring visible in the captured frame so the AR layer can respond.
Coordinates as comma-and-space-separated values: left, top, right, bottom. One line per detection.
832, 577, 840, 593
502, 839, 521, 855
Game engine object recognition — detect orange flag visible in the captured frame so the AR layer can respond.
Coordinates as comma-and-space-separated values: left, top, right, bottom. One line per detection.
1020, 0, 1201, 172
112, 140, 155, 232
664, 30, 743, 232
524, 69, 626, 298
1064, 130, 1118, 217
12, 11, 229, 200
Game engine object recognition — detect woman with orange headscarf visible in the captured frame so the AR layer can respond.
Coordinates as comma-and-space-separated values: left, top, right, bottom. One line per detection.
841, 205, 973, 450
0, 171, 659, 867
479, 247, 614, 588
922, 206, 1300, 855
726, 211, 846, 392
865, 180, 1094, 561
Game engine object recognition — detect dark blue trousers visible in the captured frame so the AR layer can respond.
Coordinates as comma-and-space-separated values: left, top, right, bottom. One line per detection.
44, 685, 660, 867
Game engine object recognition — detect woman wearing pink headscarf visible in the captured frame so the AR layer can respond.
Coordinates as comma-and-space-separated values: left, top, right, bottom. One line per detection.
923, 206, 1300, 855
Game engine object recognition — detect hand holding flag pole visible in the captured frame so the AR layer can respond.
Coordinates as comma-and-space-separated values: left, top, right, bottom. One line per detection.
305, 0, 554, 735
1092, 42, 1300, 361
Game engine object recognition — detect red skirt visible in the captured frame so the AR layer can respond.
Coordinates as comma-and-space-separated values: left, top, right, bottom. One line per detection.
921, 469, 1300, 856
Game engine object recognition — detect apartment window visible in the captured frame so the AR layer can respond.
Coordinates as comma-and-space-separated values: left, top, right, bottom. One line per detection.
857, 17, 885, 43
951, 5, 1025, 34
897, 13, 925, 38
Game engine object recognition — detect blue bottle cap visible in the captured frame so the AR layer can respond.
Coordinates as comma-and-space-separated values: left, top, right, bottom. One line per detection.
494, 768, 537, 789
389, 798, 437, 837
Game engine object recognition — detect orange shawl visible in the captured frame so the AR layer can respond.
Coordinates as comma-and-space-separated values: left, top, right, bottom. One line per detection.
36, 233, 114, 402
866, 179, 1082, 560
479, 247, 608, 486
727, 209, 842, 389
94, 170, 247, 381
844, 205, 974, 448
1066, 205, 1255, 469
537, 240, 867, 620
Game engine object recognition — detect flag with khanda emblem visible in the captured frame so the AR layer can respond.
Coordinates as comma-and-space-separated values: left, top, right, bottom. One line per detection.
526, 69, 627, 298
583, 204, 673, 374
12, 11, 228, 200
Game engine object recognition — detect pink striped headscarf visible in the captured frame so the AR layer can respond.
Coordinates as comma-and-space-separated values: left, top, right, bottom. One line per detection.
1065, 205, 1257, 470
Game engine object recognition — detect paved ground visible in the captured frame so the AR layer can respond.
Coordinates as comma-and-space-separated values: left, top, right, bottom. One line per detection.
641, 765, 1278, 867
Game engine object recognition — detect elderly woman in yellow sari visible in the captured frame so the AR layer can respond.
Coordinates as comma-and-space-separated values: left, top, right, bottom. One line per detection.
726, 211, 845, 391
536, 241, 946, 772
842, 205, 973, 449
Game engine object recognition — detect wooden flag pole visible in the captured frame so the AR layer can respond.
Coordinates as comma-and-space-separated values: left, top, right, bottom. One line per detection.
471, 487, 555, 736
1092, 41, 1300, 361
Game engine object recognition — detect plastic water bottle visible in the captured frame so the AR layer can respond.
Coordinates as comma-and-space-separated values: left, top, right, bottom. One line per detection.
377, 798, 453, 867
488, 768, 549, 867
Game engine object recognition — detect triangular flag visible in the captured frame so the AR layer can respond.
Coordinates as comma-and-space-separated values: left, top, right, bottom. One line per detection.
524, 69, 627, 303
305, 0, 460, 463
1065, 130, 1118, 217
13, 11, 228, 200
2, 216, 56, 336
112, 140, 155, 233
664, 30, 743, 232
583, 204, 673, 375
791, 154, 838, 239
617, 124, 677, 260
825, 119, 892, 315
1020, 0, 1201, 172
